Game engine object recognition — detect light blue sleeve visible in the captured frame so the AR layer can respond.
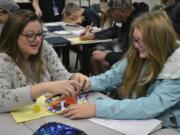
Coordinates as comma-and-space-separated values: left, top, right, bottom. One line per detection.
90, 59, 127, 92
96, 79, 180, 119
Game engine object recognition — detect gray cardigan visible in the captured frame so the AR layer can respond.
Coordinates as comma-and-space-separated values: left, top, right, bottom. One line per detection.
0, 41, 72, 113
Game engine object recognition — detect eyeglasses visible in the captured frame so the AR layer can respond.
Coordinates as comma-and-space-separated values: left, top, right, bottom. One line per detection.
21, 32, 44, 42
132, 37, 144, 46
0, 9, 8, 14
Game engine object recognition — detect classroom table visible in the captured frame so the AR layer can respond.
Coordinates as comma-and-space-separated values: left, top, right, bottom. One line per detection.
0, 92, 180, 135
0, 113, 33, 135
44, 22, 112, 72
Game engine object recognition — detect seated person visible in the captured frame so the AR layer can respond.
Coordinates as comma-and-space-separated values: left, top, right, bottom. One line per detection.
0, 0, 19, 33
80, 0, 149, 75
63, 2, 100, 75
64, 10, 180, 131
63, 2, 100, 27
99, 0, 112, 29
0, 9, 89, 113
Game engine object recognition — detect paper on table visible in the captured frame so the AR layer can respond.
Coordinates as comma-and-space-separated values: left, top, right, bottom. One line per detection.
70, 28, 101, 36
54, 31, 71, 35
71, 30, 85, 36
44, 22, 66, 27
68, 37, 112, 45
11, 96, 55, 123
89, 118, 162, 135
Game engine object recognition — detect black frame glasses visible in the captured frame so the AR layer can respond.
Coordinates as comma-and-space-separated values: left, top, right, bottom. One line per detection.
21, 32, 44, 42
131, 37, 144, 47
0, 9, 8, 14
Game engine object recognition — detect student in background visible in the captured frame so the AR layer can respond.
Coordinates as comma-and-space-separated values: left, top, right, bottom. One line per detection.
64, 10, 180, 131
90, 0, 113, 75
63, 2, 100, 75
81, 0, 149, 75
63, 2, 100, 27
99, 0, 112, 29
0, 0, 19, 34
88, 0, 112, 29
32, 0, 66, 22
0, 9, 89, 113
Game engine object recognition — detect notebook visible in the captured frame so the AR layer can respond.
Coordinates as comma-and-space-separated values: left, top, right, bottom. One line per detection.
47, 25, 65, 32
45, 36, 70, 46
89, 118, 162, 135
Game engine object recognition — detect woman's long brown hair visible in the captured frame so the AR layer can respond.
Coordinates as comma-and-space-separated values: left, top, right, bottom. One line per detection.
0, 9, 45, 83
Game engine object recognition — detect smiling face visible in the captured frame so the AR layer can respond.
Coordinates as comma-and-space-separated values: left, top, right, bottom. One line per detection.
133, 27, 148, 59
18, 21, 43, 60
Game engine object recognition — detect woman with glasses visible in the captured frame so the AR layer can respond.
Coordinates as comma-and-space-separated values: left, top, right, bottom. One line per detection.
64, 10, 180, 131
0, 9, 90, 113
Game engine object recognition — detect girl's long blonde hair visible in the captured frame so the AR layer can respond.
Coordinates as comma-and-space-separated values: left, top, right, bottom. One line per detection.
122, 10, 177, 97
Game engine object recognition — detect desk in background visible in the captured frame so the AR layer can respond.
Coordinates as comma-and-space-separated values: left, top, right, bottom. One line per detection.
44, 22, 112, 73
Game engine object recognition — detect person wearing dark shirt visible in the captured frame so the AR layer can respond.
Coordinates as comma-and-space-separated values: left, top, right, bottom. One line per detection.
80, 0, 149, 75
63, 3, 100, 75
63, 3, 100, 27
32, 0, 65, 22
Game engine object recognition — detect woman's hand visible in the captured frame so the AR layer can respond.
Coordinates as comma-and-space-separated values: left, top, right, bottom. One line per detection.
63, 103, 96, 119
32, 1, 42, 17
80, 32, 95, 40
70, 73, 91, 92
35, 8, 42, 17
45, 80, 80, 97
31, 80, 80, 100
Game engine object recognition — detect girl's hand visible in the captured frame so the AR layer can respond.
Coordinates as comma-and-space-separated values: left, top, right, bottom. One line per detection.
45, 80, 80, 97
63, 103, 96, 119
79, 31, 95, 41
35, 8, 42, 17
31, 80, 80, 100
70, 73, 91, 92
